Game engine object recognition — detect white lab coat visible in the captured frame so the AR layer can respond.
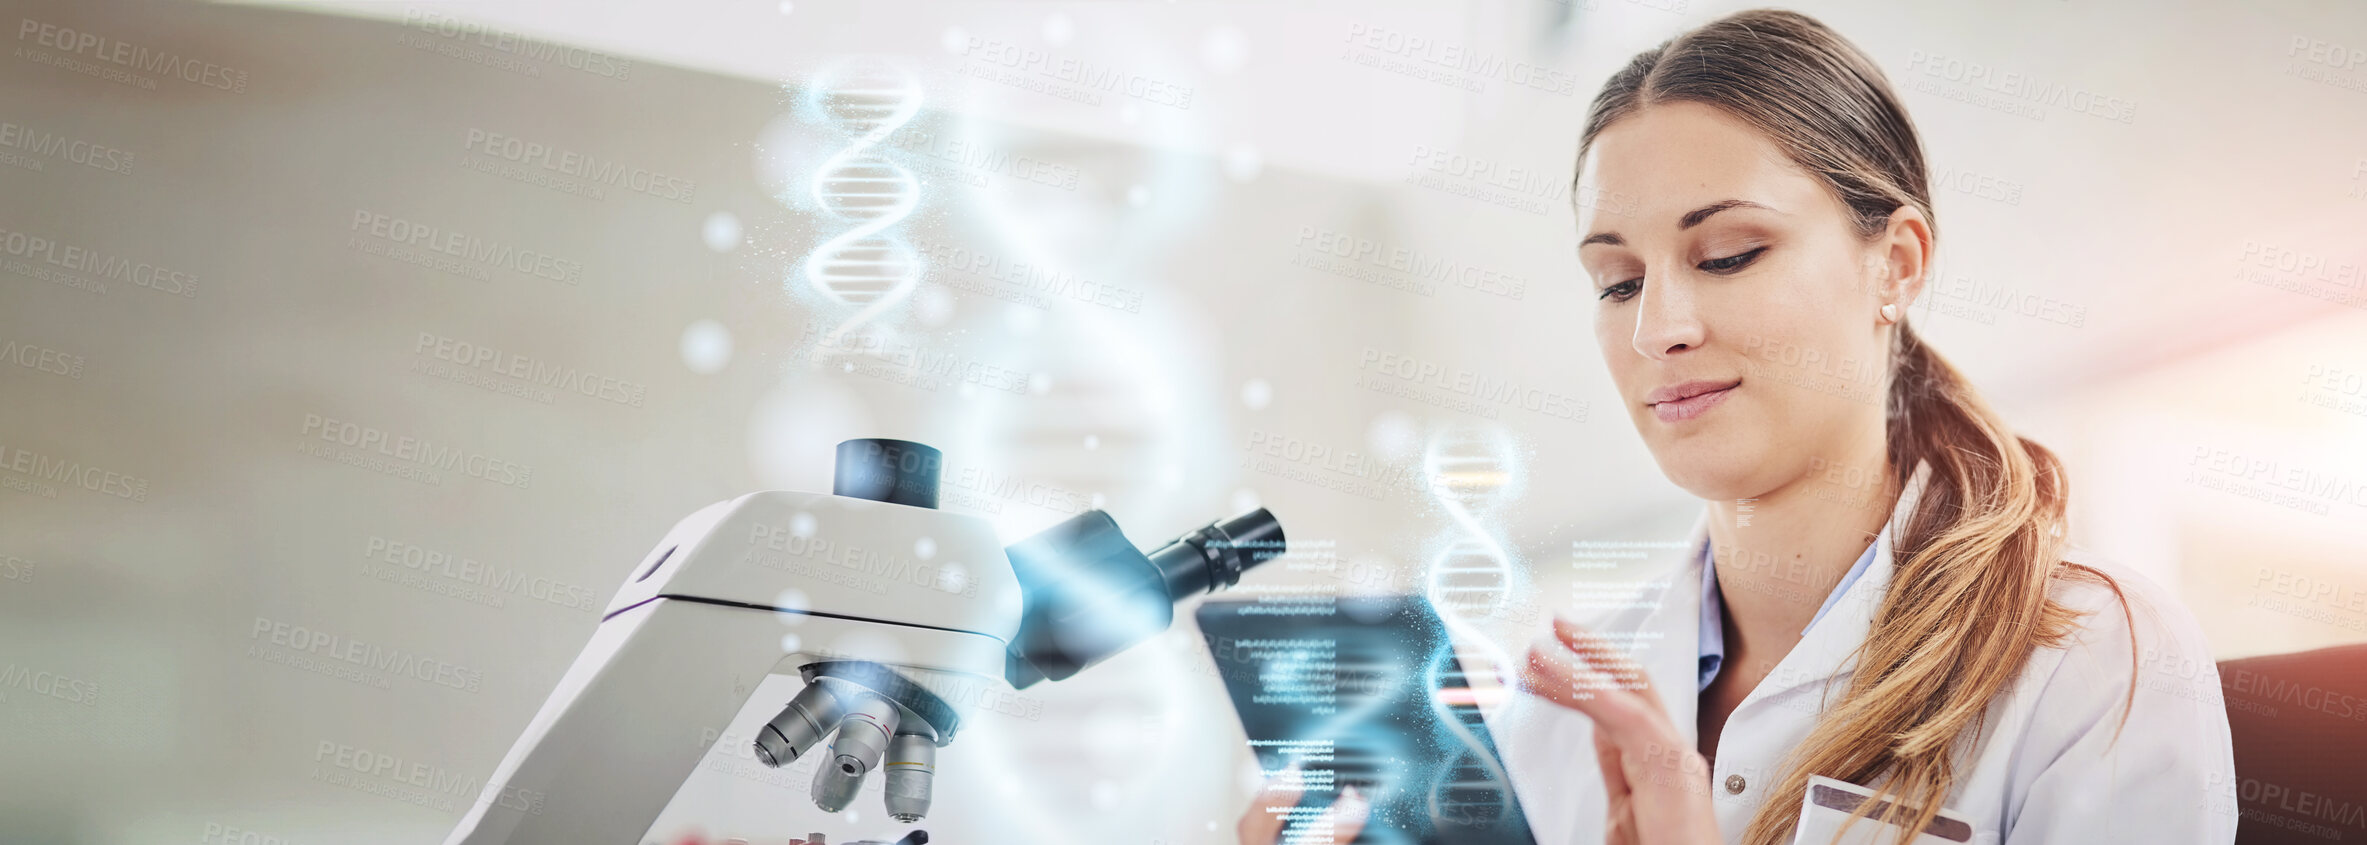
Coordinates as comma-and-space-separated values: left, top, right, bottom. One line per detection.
1483, 467, 2239, 844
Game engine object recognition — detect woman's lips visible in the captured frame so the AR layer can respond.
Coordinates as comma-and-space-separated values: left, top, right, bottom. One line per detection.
1647, 380, 1740, 423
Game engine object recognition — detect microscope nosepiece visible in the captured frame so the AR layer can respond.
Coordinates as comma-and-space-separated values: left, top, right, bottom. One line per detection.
882, 733, 936, 822
756, 682, 846, 768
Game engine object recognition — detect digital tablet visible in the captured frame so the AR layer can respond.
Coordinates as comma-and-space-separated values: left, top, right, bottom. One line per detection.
1195, 594, 1538, 845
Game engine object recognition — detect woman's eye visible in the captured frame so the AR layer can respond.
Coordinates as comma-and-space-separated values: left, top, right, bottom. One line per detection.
1597, 279, 1641, 303
1699, 246, 1767, 273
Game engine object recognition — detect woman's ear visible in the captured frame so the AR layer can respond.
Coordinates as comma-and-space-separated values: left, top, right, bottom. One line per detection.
1871, 205, 1933, 319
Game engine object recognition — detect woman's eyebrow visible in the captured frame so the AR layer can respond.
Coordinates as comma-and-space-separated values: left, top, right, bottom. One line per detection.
1580, 199, 1775, 249
1679, 199, 1773, 229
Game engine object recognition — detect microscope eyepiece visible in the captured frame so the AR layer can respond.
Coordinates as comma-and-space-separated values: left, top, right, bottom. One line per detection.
832, 438, 941, 509
1003, 507, 1287, 688
1145, 507, 1284, 599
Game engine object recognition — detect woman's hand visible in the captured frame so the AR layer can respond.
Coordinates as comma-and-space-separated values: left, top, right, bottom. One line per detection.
1235, 765, 1368, 844
1522, 615, 1720, 845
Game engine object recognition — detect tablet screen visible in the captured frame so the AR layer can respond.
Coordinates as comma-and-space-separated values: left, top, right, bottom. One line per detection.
1195, 594, 1538, 845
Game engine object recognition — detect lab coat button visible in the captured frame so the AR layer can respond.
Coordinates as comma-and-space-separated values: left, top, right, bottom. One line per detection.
1724, 774, 1746, 794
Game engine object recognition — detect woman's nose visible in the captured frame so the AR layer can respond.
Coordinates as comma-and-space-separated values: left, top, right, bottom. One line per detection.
1629, 278, 1706, 360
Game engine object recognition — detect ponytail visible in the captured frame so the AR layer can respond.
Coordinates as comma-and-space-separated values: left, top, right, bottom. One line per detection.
1736, 323, 2131, 845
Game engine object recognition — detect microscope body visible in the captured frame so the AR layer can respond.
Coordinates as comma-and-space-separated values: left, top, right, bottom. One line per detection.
444, 488, 1018, 845
446, 437, 1283, 845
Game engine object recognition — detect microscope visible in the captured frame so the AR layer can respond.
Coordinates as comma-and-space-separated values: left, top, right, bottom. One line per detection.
444, 438, 1285, 844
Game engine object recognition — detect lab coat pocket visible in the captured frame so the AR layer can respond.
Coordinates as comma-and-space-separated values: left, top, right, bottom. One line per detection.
1790, 775, 1975, 845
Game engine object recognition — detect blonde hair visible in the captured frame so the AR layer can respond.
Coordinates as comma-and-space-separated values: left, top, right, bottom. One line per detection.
1574, 10, 2133, 844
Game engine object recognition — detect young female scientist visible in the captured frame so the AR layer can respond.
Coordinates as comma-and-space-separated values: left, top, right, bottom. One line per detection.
1240, 9, 2235, 845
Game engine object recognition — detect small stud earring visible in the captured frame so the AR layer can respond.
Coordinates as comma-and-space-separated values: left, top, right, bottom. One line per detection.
1880, 303, 1899, 324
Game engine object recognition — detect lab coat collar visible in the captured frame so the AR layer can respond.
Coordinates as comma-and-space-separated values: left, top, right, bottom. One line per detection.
1696, 528, 1886, 693
1650, 461, 1934, 718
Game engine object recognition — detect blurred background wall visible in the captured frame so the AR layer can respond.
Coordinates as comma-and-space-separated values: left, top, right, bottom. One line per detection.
1, 0, 2362, 842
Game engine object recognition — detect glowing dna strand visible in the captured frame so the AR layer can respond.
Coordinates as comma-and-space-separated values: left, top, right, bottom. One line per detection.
1423, 641, 1518, 833
1420, 423, 1523, 685
801, 58, 923, 349
1418, 422, 1526, 832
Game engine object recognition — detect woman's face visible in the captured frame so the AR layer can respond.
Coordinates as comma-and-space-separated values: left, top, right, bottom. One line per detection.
1576, 101, 1920, 502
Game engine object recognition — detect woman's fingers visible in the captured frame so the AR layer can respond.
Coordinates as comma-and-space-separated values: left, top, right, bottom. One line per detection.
1551, 615, 1657, 704
1595, 730, 1639, 845
1521, 636, 1663, 740
1235, 767, 1304, 845
1534, 616, 1722, 844
1594, 728, 1631, 798
1321, 786, 1370, 843
1236, 770, 1369, 845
